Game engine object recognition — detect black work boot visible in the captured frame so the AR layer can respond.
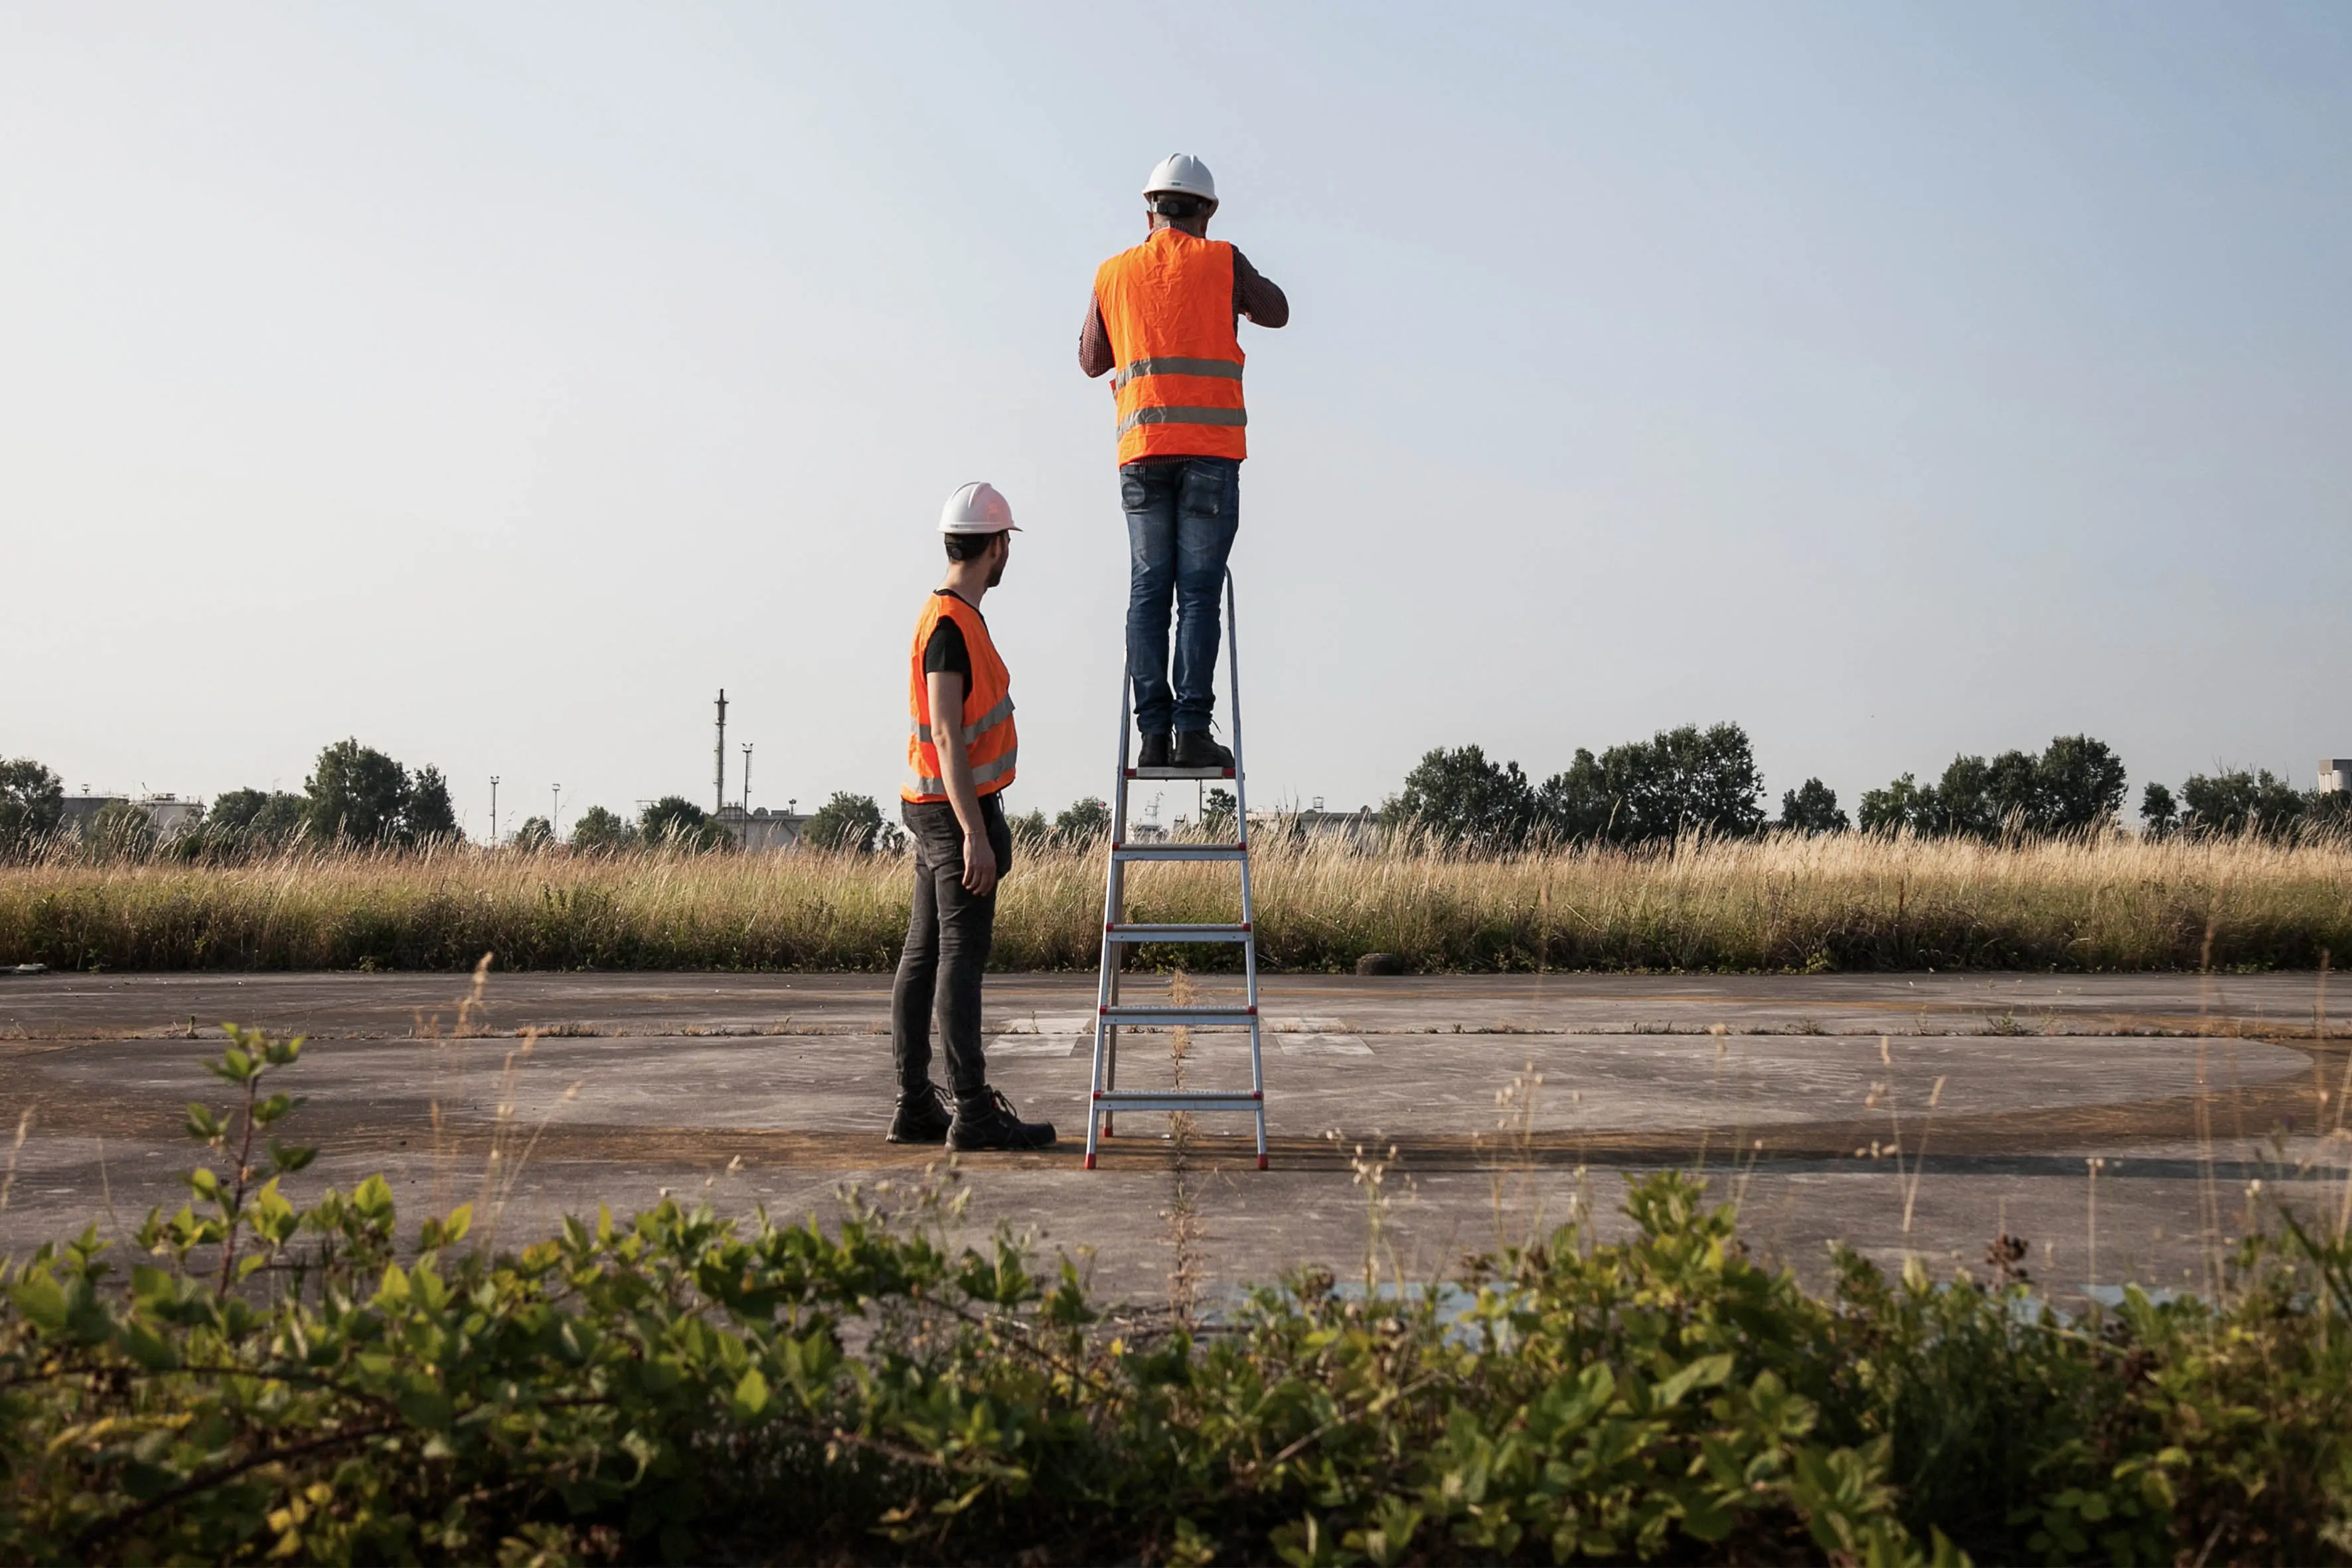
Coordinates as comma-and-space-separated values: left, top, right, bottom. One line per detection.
1138, 731, 1174, 768
1173, 730, 1235, 771
947, 1087, 1058, 1150
887, 1081, 953, 1144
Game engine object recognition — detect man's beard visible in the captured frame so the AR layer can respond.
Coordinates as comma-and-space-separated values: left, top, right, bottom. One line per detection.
986, 558, 1006, 588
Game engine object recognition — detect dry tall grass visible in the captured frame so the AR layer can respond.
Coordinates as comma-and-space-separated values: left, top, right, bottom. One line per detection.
2, 829, 2348, 973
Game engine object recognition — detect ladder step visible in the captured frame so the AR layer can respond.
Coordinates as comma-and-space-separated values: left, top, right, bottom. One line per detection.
1126, 765, 1236, 780
1100, 1005, 1257, 1026
1091, 1090, 1263, 1111
1106, 922, 1250, 943
1112, 843, 1247, 861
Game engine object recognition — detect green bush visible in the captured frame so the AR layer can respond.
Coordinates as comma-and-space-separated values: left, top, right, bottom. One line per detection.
0, 759, 64, 856
196, 788, 311, 858
5, 1032, 2351, 1563
304, 740, 459, 848
803, 791, 889, 854
1052, 797, 1112, 846
634, 796, 730, 853
2181, 768, 2310, 840
1778, 778, 1849, 834
1387, 726, 1769, 849
1539, 723, 1767, 846
1385, 745, 1539, 847
566, 806, 636, 854
1859, 736, 2128, 839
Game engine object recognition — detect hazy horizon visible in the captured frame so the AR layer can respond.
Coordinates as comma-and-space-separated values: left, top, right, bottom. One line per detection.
7, 3, 2347, 836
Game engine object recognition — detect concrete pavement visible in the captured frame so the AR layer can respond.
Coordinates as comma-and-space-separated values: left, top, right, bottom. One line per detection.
4, 971, 2346, 1308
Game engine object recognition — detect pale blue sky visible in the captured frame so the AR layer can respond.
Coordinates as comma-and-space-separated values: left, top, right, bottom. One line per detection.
5, 3, 2347, 832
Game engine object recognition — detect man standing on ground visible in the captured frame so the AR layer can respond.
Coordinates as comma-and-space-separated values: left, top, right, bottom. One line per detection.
1082, 153, 1289, 770
888, 481, 1056, 1151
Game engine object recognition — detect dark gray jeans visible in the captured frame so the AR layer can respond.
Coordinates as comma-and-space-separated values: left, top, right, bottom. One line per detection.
891, 793, 1014, 1100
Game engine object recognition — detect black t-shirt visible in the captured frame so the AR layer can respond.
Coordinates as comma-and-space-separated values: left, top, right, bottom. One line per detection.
922, 589, 976, 690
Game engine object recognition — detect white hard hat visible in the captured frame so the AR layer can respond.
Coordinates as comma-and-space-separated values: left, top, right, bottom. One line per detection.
1143, 153, 1217, 206
939, 481, 1022, 534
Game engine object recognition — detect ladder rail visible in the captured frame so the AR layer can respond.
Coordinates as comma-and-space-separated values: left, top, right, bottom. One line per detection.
1226, 573, 1268, 1148
1088, 645, 1133, 1147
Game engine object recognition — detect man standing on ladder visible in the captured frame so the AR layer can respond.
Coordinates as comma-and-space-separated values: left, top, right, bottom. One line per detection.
1082, 153, 1289, 770
889, 482, 1056, 1152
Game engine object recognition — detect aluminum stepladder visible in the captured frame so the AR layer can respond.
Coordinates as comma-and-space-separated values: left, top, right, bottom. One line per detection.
1083, 568, 1268, 1170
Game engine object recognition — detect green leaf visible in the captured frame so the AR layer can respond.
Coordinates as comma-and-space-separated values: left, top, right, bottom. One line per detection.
118, 1321, 181, 1371
732, 1366, 771, 1421
1680, 1494, 1737, 1543
398, 1385, 454, 1431
1654, 1352, 1734, 1409
354, 1174, 396, 1221
130, 1265, 179, 1304
12, 1272, 68, 1331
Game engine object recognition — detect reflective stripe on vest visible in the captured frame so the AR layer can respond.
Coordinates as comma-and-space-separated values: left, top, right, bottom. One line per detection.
1116, 404, 1249, 436
1093, 229, 1247, 465
903, 592, 1017, 805
910, 747, 1018, 800
1112, 356, 1245, 391
910, 693, 1016, 747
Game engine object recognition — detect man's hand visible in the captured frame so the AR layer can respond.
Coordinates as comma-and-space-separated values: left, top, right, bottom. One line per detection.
961, 830, 998, 896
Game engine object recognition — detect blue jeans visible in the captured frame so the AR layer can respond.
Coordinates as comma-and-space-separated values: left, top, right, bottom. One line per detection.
1121, 457, 1240, 735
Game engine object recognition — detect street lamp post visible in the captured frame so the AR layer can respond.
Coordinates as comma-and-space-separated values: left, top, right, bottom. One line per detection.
742, 744, 753, 814
490, 776, 500, 845
550, 783, 561, 843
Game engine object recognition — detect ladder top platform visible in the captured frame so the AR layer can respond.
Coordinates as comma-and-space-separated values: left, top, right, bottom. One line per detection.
1127, 765, 1236, 780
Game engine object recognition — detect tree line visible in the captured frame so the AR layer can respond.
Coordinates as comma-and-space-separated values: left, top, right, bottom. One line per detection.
564, 792, 909, 856
550, 793, 1134, 856
1387, 725, 2348, 848
1, 741, 457, 859
9, 728, 2342, 862
0, 743, 936, 860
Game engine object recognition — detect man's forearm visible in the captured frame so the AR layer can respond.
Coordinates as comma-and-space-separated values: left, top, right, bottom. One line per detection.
1079, 296, 1114, 378
925, 671, 989, 838
937, 731, 988, 841
1232, 251, 1289, 328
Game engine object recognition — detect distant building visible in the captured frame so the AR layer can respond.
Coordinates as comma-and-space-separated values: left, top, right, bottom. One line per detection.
1247, 805, 1381, 849
58, 794, 207, 841
714, 805, 811, 852
58, 795, 126, 833
2323, 760, 2352, 795
139, 795, 206, 839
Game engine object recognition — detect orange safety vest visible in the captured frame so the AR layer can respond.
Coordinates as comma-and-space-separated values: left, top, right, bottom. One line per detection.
1093, 228, 1247, 464
903, 591, 1017, 804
